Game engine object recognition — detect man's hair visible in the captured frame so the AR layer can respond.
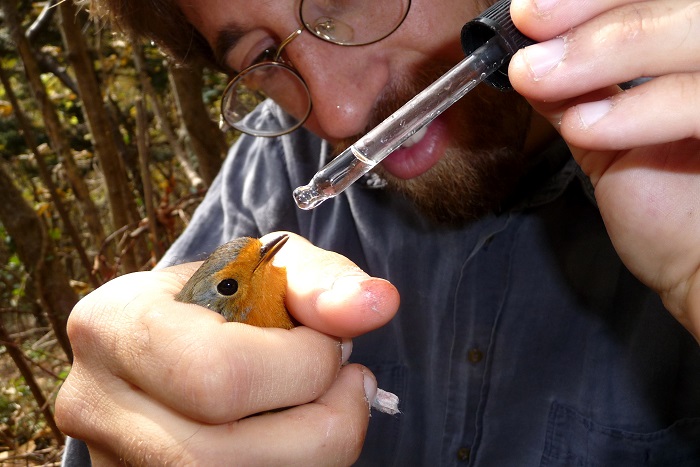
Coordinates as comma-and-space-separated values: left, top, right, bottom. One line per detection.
86, 0, 219, 69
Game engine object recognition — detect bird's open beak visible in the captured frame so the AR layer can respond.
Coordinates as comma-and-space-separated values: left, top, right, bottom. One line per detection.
256, 234, 290, 271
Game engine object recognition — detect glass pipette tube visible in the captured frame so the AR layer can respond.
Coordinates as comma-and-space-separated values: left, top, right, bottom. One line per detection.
293, 35, 507, 210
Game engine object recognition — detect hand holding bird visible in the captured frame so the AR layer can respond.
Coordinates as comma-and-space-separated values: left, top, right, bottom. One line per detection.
176, 233, 400, 414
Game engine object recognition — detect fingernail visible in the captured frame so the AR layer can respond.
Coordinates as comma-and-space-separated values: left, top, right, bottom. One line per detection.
523, 38, 565, 78
362, 370, 377, 408
576, 99, 612, 128
340, 338, 353, 364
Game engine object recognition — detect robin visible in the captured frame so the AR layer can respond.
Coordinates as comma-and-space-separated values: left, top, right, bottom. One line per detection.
175, 234, 294, 329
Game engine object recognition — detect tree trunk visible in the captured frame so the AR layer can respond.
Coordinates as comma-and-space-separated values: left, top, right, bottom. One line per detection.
136, 97, 164, 261
0, 64, 100, 287
168, 63, 227, 186
1, 0, 106, 251
25, 0, 79, 94
57, 0, 146, 272
0, 164, 76, 362
131, 36, 205, 190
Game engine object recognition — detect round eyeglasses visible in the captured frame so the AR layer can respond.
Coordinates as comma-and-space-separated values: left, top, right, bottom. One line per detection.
220, 0, 411, 137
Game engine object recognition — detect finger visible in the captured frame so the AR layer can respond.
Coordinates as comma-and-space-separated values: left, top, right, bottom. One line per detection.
522, 74, 700, 151
223, 364, 372, 465
66, 269, 346, 424
266, 232, 400, 338
59, 363, 372, 466
509, 0, 700, 101
511, 0, 643, 40
559, 74, 700, 150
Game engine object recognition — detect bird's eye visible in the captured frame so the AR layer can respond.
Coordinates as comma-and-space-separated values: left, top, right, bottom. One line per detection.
217, 279, 238, 296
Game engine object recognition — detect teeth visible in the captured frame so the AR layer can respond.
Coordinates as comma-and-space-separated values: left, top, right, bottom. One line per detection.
400, 125, 429, 148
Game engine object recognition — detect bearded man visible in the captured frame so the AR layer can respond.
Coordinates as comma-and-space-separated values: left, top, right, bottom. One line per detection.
58, 0, 700, 465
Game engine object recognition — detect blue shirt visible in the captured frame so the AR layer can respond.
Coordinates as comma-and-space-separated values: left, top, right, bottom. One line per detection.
65, 103, 700, 466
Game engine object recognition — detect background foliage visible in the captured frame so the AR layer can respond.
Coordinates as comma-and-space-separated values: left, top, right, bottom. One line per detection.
0, 0, 234, 463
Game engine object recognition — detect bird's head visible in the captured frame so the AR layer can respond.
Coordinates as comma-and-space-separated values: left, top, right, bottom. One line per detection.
175, 234, 292, 328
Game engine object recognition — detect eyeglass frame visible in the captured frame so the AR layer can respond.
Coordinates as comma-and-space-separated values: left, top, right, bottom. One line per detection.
220, 28, 311, 136
219, 0, 412, 137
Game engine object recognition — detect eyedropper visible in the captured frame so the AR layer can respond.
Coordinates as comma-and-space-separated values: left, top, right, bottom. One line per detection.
293, 0, 535, 210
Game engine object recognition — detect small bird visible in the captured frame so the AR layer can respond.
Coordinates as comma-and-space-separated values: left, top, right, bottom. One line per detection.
175, 234, 294, 329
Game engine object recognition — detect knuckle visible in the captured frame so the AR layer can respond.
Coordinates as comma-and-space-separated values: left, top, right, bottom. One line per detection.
683, 2, 700, 34
67, 273, 150, 358
619, 3, 656, 41
66, 294, 113, 360
55, 368, 103, 439
579, 2, 666, 49
597, 3, 658, 45
54, 378, 80, 434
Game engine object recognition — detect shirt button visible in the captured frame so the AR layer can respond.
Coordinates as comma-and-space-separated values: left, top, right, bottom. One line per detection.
457, 447, 471, 462
467, 348, 483, 364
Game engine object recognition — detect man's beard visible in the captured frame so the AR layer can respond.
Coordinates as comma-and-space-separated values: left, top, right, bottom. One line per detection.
332, 61, 533, 224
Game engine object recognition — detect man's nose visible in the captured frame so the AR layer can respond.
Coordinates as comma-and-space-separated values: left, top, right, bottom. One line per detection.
288, 35, 390, 140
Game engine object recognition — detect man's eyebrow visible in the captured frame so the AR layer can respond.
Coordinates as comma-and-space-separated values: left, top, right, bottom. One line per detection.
214, 24, 246, 72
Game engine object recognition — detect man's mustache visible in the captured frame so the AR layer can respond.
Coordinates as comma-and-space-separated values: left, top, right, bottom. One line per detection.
331, 61, 454, 158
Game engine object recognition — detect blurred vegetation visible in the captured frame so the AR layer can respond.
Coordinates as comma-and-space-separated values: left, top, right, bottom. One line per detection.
0, 0, 234, 463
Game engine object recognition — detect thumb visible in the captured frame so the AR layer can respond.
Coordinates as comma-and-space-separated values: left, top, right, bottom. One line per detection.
267, 232, 400, 338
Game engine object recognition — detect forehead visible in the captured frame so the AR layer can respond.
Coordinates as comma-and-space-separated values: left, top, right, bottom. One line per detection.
177, 0, 284, 39
176, 0, 294, 68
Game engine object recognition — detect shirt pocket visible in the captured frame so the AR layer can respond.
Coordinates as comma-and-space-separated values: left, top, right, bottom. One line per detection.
540, 401, 700, 467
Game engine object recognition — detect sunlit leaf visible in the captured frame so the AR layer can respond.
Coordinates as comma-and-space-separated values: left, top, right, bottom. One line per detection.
34, 202, 51, 217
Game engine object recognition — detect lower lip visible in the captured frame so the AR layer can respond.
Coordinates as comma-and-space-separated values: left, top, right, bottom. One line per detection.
379, 116, 449, 180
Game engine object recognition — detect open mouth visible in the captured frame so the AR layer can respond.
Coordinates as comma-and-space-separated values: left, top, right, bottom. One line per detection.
379, 116, 449, 180
400, 124, 429, 148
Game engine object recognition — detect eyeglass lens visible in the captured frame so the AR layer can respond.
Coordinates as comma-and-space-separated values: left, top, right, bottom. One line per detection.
221, 0, 411, 136
221, 62, 312, 136
300, 0, 410, 46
